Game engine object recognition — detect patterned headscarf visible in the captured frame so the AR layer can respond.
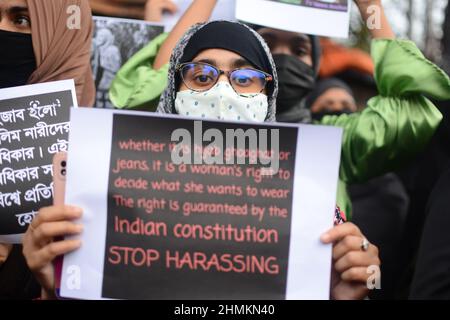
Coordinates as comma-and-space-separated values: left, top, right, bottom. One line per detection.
157, 20, 279, 122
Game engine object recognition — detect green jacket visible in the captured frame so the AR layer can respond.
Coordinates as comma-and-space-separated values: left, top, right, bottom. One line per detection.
110, 33, 450, 217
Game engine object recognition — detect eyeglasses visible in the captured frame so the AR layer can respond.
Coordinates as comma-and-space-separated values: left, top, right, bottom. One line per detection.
177, 62, 273, 96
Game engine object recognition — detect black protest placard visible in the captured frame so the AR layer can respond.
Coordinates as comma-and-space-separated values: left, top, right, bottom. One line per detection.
102, 114, 298, 299
0, 81, 75, 241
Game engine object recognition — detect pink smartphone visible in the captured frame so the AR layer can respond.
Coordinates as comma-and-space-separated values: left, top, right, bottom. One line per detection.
52, 152, 67, 298
53, 152, 67, 206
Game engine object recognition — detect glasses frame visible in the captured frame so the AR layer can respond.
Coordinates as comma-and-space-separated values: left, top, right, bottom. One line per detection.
177, 62, 273, 97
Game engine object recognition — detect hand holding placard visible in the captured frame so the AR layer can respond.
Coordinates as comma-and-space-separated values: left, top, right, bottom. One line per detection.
22, 205, 83, 300
59, 108, 343, 300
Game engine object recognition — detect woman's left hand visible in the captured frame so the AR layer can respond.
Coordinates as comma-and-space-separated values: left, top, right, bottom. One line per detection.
352, 0, 395, 39
321, 223, 380, 300
352, 0, 381, 9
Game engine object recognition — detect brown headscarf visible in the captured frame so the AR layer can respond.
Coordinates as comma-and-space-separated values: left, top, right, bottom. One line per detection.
26, 0, 95, 107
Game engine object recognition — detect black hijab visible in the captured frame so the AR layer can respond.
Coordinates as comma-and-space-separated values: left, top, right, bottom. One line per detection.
180, 21, 272, 74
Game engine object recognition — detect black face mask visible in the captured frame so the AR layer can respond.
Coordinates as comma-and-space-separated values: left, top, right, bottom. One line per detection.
312, 109, 353, 121
273, 54, 316, 114
0, 30, 36, 89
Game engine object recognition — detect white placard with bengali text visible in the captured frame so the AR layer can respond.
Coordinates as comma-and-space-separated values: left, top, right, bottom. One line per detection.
0, 80, 77, 243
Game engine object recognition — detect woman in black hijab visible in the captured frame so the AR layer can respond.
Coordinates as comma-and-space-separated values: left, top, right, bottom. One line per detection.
22, 19, 380, 300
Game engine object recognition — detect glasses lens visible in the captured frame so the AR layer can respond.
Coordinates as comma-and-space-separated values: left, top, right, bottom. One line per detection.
230, 69, 267, 94
181, 63, 219, 91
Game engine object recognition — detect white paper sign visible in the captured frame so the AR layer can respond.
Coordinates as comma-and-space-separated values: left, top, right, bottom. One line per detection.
60, 108, 342, 300
162, 0, 236, 31
236, 0, 351, 38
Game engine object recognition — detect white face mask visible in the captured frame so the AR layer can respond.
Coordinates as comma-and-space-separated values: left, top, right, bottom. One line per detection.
175, 82, 268, 122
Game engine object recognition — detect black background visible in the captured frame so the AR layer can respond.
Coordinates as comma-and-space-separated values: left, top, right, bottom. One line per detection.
0, 90, 72, 235
102, 114, 299, 300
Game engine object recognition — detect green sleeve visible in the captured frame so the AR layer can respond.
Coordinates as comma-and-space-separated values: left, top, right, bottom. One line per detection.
109, 33, 170, 111
321, 39, 450, 184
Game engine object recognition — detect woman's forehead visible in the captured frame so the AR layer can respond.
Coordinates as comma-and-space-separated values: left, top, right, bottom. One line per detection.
322, 87, 354, 99
258, 27, 311, 44
192, 49, 254, 69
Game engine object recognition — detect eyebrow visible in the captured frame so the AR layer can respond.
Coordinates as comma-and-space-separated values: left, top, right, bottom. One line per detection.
232, 58, 253, 69
193, 58, 254, 69
194, 58, 217, 65
294, 33, 310, 41
7, 6, 29, 15
259, 29, 310, 42
292, 34, 312, 46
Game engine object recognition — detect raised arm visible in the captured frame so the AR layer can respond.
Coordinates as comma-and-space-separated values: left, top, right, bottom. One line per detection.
355, 0, 395, 39
153, 0, 218, 70
145, 0, 178, 22
321, 15, 450, 184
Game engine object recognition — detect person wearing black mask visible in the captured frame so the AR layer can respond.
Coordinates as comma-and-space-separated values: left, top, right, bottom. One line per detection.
0, 0, 95, 103
111, 0, 450, 220
256, 27, 319, 123
0, 0, 95, 300
304, 78, 410, 299
0, 0, 36, 89
107, 2, 450, 299
0, 0, 39, 300
250, 0, 449, 223
304, 78, 357, 121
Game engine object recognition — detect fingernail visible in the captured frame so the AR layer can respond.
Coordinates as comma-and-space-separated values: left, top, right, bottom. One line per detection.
68, 206, 83, 214
320, 233, 331, 243
76, 224, 84, 233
